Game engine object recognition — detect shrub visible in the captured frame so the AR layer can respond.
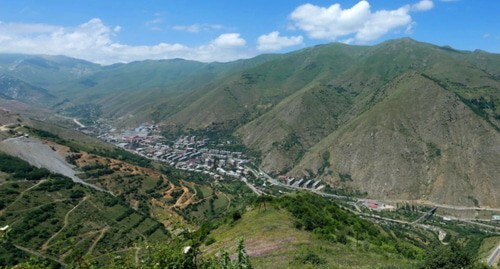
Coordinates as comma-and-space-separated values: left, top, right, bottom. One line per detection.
231, 211, 242, 222
70, 190, 85, 199
0, 153, 52, 180
294, 250, 326, 266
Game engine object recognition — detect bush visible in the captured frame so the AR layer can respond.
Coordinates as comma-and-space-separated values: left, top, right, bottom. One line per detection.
276, 192, 406, 253
0, 153, 52, 180
419, 242, 480, 269
70, 190, 85, 199
204, 236, 216, 246
337, 232, 348, 244
294, 250, 326, 266
231, 211, 242, 222
37, 176, 74, 192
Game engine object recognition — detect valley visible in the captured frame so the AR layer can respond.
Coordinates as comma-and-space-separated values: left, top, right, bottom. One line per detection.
19, 38, 496, 210
78, 119, 500, 220
0, 37, 499, 268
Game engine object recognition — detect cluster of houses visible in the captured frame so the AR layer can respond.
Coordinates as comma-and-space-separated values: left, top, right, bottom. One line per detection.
158, 137, 251, 181
97, 124, 252, 181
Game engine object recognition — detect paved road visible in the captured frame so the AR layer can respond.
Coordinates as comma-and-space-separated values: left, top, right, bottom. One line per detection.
460, 219, 500, 231
250, 166, 500, 212
241, 177, 262, 196
380, 199, 500, 212
248, 166, 500, 233
487, 245, 500, 267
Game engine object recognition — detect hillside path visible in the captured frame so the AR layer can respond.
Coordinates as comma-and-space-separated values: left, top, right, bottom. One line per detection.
42, 196, 88, 250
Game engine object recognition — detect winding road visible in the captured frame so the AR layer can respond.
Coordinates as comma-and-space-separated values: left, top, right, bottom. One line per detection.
247, 165, 500, 233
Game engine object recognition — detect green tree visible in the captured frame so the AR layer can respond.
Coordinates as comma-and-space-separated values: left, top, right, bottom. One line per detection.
420, 241, 485, 269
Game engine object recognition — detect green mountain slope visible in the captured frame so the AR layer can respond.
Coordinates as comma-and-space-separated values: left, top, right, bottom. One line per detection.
1, 39, 498, 208
166, 39, 499, 207
235, 39, 498, 175
48, 55, 279, 125
0, 54, 99, 87
165, 43, 364, 129
0, 74, 56, 106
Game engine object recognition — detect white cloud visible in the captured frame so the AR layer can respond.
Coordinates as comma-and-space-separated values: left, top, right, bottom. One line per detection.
0, 22, 61, 34
289, 0, 430, 43
172, 24, 224, 33
210, 33, 246, 48
257, 31, 303, 51
0, 19, 250, 64
412, 0, 434, 11
144, 12, 166, 31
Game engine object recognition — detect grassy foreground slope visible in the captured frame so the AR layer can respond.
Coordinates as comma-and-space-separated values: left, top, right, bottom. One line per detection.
207, 192, 496, 269
206, 192, 429, 269
206, 208, 418, 269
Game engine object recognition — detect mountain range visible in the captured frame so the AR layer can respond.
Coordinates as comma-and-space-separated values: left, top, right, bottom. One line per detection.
0, 38, 498, 208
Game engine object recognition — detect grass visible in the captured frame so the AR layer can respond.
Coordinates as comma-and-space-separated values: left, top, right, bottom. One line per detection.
197, 185, 214, 198
205, 206, 417, 269
479, 236, 500, 266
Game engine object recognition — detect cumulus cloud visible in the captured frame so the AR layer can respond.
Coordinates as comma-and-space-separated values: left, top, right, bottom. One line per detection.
0, 19, 249, 64
209, 33, 246, 47
412, 0, 434, 11
257, 31, 303, 51
172, 24, 225, 33
289, 0, 430, 43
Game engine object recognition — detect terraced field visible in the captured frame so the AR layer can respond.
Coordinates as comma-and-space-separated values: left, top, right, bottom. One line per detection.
0, 176, 168, 266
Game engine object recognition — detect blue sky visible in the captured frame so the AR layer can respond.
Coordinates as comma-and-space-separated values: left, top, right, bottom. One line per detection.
0, 0, 498, 64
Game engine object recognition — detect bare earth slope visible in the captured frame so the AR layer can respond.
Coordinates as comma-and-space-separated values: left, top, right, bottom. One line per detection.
292, 73, 500, 207
0, 136, 107, 192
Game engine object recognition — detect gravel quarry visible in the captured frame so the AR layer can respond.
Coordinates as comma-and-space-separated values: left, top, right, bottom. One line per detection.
0, 136, 110, 193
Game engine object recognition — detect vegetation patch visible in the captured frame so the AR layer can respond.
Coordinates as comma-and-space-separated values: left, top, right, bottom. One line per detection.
0, 152, 51, 180
339, 172, 353, 182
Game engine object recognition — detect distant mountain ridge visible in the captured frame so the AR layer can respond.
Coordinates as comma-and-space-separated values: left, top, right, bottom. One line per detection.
0, 74, 56, 105
0, 54, 99, 87
0, 38, 498, 207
